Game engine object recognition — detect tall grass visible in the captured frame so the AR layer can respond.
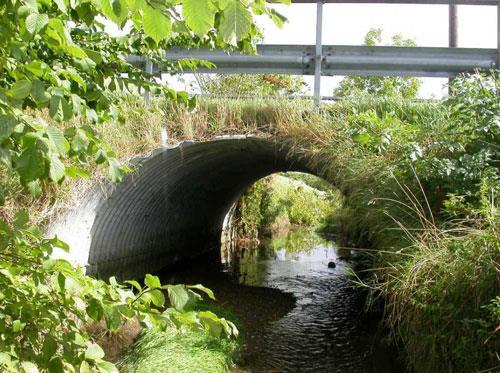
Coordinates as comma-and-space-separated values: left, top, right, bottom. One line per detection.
350, 172, 500, 372
384, 224, 498, 372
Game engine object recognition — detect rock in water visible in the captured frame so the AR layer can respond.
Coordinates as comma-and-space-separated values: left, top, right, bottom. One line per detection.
328, 261, 336, 269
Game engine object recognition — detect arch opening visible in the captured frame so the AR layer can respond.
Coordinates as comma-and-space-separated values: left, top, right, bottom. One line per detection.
85, 137, 321, 279
220, 171, 344, 272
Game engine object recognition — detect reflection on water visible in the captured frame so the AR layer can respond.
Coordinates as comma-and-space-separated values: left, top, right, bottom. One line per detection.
224, 228, 339, 287
224, 227, 404, 372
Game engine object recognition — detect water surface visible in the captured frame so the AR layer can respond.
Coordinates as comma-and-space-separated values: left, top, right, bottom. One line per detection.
224, 228, 404, 372
162, 228, 404, 372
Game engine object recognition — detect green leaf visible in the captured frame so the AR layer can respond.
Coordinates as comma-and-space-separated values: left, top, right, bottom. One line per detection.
144, 274, 161, 289
86, 299, 104, 321
199, 310, 223, 337
71, 129, 89, 152
96, 360, 119, 373
23, 0, 38, 12
49, 95, 72, 121
42, 336, 57, 357
167, 284, 190, 311
25, 13, 49, 34
42, 258, 74, 272
0, 353, 12, 370
16, 145, 46, 182
13, 319, 26, 332
85, 343, 105, 361
0, 185, 4, 206
46, 126, 69, 155
49, 95, 62, 121
109, 276, 118, 286
26, 61, 46, 77
49, 236, 70, 252
125, 280, 142, 291
57, 272, 65, 292
220, 0, 252, 44
104, 305, 122, 331
53, 0, 68, 13
149, 289, 165, 307
0, 147, 11, 168
65, 166, 90, 179
67, 44, 87, 59
143, 5, 171, 43
7, 80, 32, 100
108, 157, 125, 182
31, 80, 50, 104
46, 18, 71, 49
187, 284, 216, 300
80, 361, 92, 373
115, 304, 135, 318
0, 114, 16, 141
82, 48, 102, 64
270, 8, 287, 28
101, 0, 129, 25
13, 210, 29, 228
172, 310, 200, 327
77, 3, 95, 26
49, 154, 65, 182
183, 0, 215, 36
26, 180, 42, 197
47, 358, 63, 373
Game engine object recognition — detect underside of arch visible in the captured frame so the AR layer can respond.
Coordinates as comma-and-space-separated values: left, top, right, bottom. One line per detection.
57, 137, 317, 279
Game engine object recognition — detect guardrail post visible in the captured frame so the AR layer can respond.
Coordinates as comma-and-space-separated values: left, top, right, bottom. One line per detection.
497, 3, 500, 68
449, 4, 458, 49
448, 4, 458, 94
144, 60, 154, 105
314, 0, 324, 107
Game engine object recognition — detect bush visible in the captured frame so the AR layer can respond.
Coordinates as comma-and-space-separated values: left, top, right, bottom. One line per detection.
233, 174, 341, 239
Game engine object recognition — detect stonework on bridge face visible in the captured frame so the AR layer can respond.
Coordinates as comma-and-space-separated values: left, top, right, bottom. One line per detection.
50, 137, 315, 280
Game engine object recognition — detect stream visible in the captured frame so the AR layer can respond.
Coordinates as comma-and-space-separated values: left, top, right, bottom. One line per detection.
162, 228, 405, 372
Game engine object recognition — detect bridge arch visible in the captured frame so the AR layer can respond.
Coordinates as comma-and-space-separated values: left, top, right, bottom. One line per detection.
56, 137, 328, 279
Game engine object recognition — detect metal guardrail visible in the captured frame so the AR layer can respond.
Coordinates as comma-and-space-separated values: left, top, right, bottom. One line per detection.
129, 45, 497, 78
289, 0, 498, 4
130, 0, 499, 105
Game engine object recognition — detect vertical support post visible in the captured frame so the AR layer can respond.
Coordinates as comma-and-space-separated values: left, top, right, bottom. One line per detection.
144, 60, 154, 105
448, 4, 458, 94
313, 0, 324, 107
449, 4, 458, 49
497, 4, 500, 69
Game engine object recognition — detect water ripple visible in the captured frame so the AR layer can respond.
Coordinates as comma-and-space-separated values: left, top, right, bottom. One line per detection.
228, 229, 404, 372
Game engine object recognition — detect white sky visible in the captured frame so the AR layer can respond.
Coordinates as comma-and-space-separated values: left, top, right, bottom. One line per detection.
144, 4, 497, 98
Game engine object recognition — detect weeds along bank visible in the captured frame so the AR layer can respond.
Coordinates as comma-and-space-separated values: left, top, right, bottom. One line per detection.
1, 73, 498, 372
